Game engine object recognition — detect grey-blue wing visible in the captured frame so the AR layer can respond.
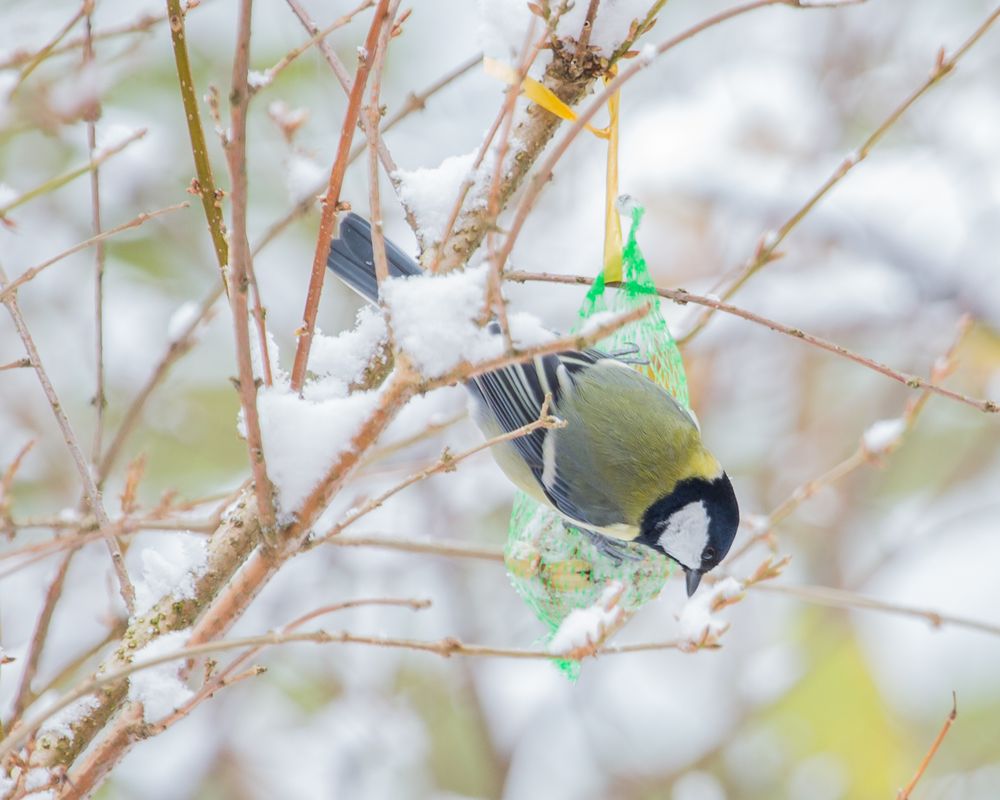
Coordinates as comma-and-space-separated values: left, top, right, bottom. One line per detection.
327, 213, 422, 303
467, 350, 627, 529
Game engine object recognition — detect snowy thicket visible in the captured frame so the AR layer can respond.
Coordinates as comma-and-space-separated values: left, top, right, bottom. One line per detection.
2, 1, 1000, 799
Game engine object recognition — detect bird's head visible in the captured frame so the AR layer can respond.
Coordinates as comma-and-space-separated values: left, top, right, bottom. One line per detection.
638, 472, 740, 596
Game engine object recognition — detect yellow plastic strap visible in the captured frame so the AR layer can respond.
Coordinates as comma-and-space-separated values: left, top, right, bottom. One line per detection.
483, 57, 610, 139
602, 68, 622, 283
484, 57, 621, 281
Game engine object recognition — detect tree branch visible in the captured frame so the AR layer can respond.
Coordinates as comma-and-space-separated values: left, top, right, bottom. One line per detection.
897, 692, 958, 800
506, 272, 996, 413
0, 273, 135, 614
223, 0, 277, 531
165, 0, 229, 278
682, 3, 1000, 340
288, 0, 392, 392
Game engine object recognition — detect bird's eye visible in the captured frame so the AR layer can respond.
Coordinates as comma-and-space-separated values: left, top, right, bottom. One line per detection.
703, 546, 717, 562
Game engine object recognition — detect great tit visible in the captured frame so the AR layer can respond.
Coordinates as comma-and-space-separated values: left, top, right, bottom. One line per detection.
327, 213, 739, 595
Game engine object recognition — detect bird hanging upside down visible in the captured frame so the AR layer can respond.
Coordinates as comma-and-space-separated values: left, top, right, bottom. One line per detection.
326, 214, 740, 595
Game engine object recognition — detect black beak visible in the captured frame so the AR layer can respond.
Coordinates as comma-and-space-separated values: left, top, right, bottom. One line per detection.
685, 569, 702, 597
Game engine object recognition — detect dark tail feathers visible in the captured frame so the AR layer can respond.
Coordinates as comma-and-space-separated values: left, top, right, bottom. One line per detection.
326, 213, 423, 302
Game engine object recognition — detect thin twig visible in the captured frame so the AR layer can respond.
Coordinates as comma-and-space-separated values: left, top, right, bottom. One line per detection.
0, 273, 135, 613
288, 0, 392, 392
166, 0, 230, 279
224, 0, 277, 531
253, 52, 480, 256
7, 0, 90, 93
610, 0, 667, 61
431, 302, 652, 389
753, 584, 1000, 637
576, 0, 602, 54
897, 692, 958, 799
328, 533, 1000, 640
481, 20, 544, 348
0, 8, 172, 71
154, 596, 428, 733
350, 52, 481, 160
0, 129, 146, 219
0, 358, 31, 371
7, 551, 76, 727
248, 0, 375, 95
284, 0, 414, 234
143, 665, 265, 737
97, 284, 220, 485
505, 271, 997, 413
1, 440, 36, 535
682, 4, 1000, 341
0, 624, 689, 761
314, 400, 564, 545
334, 534, 505, 561
492, 0, 819, 274
358, 410, 466, 468
82, 7, 106, 467
430, 26, 545, 275
365, 1, 401, 291
725, 316, 974, 563
27, 490, 261, 772
0, 202, 189, 303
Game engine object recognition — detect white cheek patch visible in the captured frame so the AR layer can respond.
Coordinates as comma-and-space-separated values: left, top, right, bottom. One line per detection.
657, 500, 710, 570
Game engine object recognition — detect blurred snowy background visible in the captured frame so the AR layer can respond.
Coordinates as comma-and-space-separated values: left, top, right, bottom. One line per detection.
2, 0, 1000, 798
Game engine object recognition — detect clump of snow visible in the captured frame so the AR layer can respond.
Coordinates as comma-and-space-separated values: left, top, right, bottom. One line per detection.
0, 772, 14, 799
638, 42, 657, 65
133, 533, 208, 617
258, 386, 380, 515
508, 311, 556, 348
127, 630, 194, 724
308, 307, 388, 398
548, 582, 625, 655
862, 417, 906, 455
393, 149, 491, 243
478, 0, 538, 64
989, 369, 1000, 406
678, 577, 743, 642
39, 694, 100, 740
268, 100, 309, 134
0, 183, 17, 208
24, 770, 52, 792
246, 313, 390, 517
579, 310, 619, 337
285, 152, 326, 205
382, 265, 502, 377
247, 69, 272, 90
248, 322, 284, 385
672, 770, 727, 800
167, 300, 200, 343
95, 122, 143, 154
49, 61, 103, 119
249, 280, 547, 518
57, 508, 81, 524
555, 0, 653, 56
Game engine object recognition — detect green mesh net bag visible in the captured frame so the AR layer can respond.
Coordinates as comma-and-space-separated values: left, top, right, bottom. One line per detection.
504, 204, 690, 678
